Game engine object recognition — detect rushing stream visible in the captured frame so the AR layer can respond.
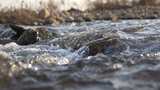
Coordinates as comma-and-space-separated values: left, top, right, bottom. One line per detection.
1, 19, 160, 90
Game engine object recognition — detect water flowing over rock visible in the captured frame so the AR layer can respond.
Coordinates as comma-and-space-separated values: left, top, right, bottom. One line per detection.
1, 20, 160, 90
86, 37, 126, 55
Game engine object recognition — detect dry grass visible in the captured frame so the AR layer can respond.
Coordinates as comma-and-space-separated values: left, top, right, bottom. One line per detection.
0, 0, 160, 25
0, 8, 65, 25
0, 0, 63, 25
92, 0, 160, 10
0, 9, 40, 25
138, 0, 157, 6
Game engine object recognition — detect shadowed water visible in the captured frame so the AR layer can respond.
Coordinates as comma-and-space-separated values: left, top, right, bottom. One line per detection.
1, 20, 160, 90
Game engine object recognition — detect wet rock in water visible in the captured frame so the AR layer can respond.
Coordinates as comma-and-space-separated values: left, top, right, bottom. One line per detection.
9, 24, 36, 45
9, 25, 56, 45
36, 27, 57, 40
44, 31, 124, 55
16, 29, 38, 45
86, 37, 126, 55
10, 24, 26, 40
47, 31, 109, 50
121, 27, 144, 33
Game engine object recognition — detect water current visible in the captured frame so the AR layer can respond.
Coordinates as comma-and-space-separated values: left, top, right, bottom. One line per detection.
0, 20, 160, 90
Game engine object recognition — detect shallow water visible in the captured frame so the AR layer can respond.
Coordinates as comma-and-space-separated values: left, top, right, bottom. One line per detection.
1, 20, 160, 90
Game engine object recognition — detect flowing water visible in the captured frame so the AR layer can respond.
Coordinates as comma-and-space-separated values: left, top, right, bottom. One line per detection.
1, 19, 160, 90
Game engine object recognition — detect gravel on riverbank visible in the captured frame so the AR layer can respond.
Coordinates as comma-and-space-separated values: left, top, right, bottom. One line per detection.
0, 5, 160, 25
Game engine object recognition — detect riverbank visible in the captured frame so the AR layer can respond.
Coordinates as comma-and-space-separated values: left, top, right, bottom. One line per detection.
0, 5, 160, 25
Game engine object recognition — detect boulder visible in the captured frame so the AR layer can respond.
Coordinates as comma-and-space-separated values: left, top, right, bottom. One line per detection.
48, 31, 104, 50
35, 27, 56, 40
10, 24, 26, 40
44, 31, 121, 53
86, 37, 126, 55
10, 25, 56, 45
16, 29, 38, 45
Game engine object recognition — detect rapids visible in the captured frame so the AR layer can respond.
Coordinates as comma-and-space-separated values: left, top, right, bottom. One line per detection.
0, 19, 160, 90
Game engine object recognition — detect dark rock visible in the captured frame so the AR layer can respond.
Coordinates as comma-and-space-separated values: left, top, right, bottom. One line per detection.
35, 27, 57, 40
122, 27, 144, 33
48, 31, 104, 50
16, 29, 38, 45
86, 37, 126, 55
17, 27, 56, 45
42, 31, 122, 54
9, 25, 55, 45
10, 24, 26, 40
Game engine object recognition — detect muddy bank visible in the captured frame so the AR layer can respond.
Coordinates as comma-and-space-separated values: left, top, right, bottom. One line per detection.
0, 5, 160, 25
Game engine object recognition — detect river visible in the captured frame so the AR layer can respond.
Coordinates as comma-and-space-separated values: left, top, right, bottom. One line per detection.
0, 19, 160, 90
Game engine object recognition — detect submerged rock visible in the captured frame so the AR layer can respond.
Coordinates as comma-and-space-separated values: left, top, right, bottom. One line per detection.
121, 27, 144, 33
46, 31, 110, 50
45, 31, 125, 56
86, 37, 126, 55
10, 24, 26, 40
